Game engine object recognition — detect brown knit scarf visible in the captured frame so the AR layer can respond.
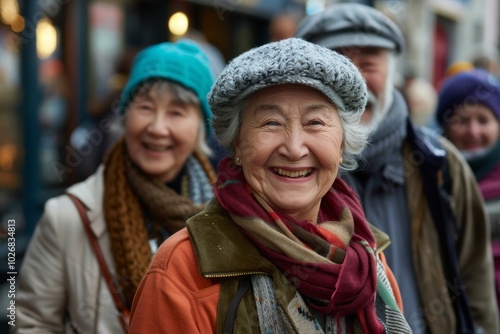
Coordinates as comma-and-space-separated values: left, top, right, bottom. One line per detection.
103, 138, 216, 308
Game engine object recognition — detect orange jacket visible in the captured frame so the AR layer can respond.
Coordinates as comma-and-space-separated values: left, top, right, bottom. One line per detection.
130, 231, 403, 333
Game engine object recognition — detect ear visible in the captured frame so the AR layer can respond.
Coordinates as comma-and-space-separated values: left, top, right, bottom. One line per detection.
233, 137, 242, 159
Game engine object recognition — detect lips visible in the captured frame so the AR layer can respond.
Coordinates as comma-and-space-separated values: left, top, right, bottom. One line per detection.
272, 167, 312, 178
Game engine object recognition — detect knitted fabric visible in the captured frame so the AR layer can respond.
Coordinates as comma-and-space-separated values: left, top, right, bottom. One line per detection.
208, 38, 367, 117
214, 157, 409, 333
119, 40, 214, 134
479, 162, 500, 201
251, 261, 411, 334
467, 140, 500, 186
103, 139, 215, 307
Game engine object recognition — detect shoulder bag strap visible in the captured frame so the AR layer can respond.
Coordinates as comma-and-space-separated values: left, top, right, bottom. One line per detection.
223, 276, 252, 334
65, 192, 130, 333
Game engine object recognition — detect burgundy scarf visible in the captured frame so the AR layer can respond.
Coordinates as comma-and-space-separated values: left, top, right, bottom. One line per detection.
214, 157, 384, 332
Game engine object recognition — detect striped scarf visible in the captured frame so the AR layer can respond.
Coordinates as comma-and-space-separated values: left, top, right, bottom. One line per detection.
214, 158, 410, 333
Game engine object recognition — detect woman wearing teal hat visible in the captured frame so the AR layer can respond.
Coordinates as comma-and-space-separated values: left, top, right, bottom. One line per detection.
15, 40, 217, 333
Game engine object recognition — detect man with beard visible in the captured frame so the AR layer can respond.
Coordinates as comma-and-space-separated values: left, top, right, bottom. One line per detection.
296, 3, 498, 334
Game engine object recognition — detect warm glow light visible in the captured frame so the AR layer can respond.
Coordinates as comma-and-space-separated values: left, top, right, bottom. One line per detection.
0, 0, 19, 25
168, 12, 189, 36
0, 144, 17, 170
11, 14, 25, 32
36, 18, 58, 59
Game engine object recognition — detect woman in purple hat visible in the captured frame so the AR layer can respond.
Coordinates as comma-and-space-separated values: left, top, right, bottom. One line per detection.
437, 68, 500, 312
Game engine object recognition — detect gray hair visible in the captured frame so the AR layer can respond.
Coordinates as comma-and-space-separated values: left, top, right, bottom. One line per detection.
124, 80, 212, 156
211, 92, 368, 171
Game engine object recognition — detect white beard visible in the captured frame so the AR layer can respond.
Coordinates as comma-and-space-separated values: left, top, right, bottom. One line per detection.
365, 85, 393, 133
363, 52, 396, 134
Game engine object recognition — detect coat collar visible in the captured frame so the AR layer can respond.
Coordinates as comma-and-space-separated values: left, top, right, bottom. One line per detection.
187, 198, 392, 277
66, 165, 106, 238
187, 198, 275, 278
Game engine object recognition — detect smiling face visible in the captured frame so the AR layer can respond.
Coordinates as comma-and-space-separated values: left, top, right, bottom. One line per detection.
445, 103, 500, 154
124, 82, 202, 183
235, 84, 343, 222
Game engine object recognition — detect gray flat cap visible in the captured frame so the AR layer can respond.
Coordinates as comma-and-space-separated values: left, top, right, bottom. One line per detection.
208, 38, 367, 117
295, 3, 405, 54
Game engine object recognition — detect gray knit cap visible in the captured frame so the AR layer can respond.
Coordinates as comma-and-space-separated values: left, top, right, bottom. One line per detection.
208, 38, 367, 116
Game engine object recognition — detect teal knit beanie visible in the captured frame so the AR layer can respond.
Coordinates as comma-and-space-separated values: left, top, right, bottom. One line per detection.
119, 40, 214, 135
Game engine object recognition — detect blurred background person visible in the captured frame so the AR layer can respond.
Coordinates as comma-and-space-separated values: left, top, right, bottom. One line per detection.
296, 3, 498, 333
179, 29, 229, 166
69, 47, 140, 182
268, 12, 301, 42
180, 28, 226, 78
445, 61, 474, 78
472, 50, 499, 76
436, 68, 500, 313
402, 72, 438, 128
14, 40, 216, 333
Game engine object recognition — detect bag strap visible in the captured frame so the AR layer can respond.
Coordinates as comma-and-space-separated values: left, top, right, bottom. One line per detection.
65, 192, 130, 333
223, 276, 252, 334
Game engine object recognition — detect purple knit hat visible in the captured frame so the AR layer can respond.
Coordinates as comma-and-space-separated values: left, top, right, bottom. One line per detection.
436, 69, 500, 127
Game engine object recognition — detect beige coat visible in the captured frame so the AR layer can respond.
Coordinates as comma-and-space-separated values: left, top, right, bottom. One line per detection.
14, 166, 123, 334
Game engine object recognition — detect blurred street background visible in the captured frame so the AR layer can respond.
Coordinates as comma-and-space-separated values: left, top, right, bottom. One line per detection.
0, 0, 499, 331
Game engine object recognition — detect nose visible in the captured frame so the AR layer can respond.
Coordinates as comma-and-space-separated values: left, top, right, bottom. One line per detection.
277, 127, 308, 160
147, 115, 170, 136
465, 120, 481, 138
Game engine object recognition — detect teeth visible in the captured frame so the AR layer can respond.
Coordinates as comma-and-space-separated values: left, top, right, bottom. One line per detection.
145, 144, 169, 151
273, 168, 312, 178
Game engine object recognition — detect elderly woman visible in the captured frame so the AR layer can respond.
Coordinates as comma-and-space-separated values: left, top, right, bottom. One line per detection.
15, 40, 216, 333
436, 68, 500, 311
129, 38, 410, 333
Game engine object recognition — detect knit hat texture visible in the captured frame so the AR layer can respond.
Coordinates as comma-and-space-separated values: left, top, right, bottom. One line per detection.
119, 40, 214, 134
295, 3, 405, 54
436, 69, 500, 127
208, 38, 367, 117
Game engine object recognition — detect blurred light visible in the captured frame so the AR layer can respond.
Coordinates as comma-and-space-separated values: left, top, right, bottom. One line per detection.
306, 0, 325, 15
168, 12, 189, 36
11, 14, 25, 32
36, 18, 58, 59
0, 0, 19, 25
0, 144, 17, 170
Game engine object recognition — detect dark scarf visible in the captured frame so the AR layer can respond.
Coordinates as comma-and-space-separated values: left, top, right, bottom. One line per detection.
466, 140, 500, 199
103, 139, 215, 307
214, 158, 385, 333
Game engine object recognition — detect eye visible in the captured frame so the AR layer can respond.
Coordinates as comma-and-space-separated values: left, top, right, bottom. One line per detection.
308, 119, 325, 126
478, 116, 492, 125
170, 109, 186, 117
136, 103, 154, 112
263, 120, 280, 126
